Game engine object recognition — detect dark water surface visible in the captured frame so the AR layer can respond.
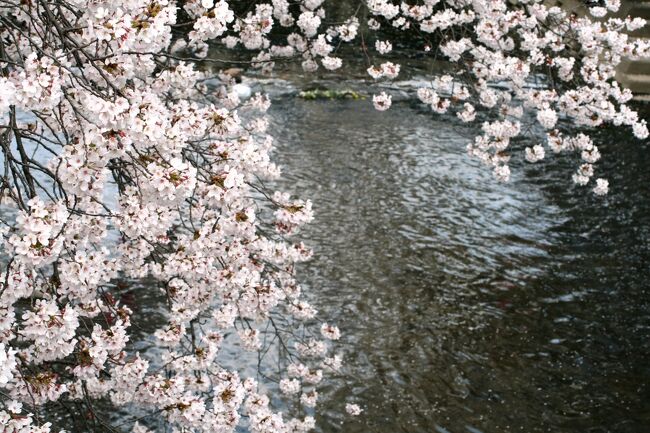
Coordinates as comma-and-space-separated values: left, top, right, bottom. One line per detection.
267, 96, 650, 433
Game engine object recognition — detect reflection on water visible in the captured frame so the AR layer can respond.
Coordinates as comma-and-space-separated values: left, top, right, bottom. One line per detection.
268, 96, 650, 433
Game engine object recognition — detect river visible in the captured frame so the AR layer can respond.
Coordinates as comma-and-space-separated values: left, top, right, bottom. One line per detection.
265, 89, 650, 433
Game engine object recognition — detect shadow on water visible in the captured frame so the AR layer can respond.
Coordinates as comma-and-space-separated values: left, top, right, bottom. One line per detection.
268, 96, 650, 433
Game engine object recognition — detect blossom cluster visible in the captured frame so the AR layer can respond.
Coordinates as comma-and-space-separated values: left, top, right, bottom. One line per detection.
362, 0, 649, 193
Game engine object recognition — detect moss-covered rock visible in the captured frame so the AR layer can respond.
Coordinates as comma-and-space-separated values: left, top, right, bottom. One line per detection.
298, 89, 365, 100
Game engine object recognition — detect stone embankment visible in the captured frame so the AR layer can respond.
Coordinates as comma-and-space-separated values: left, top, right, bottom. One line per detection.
554, 0, 650, 99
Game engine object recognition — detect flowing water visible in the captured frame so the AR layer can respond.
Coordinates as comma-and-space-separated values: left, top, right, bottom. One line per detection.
265, 90, 650, 433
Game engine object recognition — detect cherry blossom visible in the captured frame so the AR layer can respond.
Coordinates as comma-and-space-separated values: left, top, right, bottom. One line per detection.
345, 403, 363, 416
0, 1, 647, 432
373, 92, 392, 111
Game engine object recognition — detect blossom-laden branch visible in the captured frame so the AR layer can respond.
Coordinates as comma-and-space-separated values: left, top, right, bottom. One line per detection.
0, 0, 647, 432
362, 0, 648, 191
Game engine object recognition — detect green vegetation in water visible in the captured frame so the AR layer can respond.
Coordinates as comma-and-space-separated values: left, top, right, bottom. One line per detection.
298, 89, 365, 100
